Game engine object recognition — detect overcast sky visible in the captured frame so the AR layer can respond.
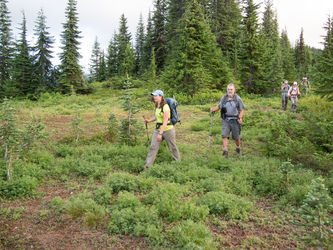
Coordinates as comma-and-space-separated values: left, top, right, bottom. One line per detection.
7, 0, 333, 74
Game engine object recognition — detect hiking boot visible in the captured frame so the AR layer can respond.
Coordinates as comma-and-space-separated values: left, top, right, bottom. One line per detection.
222, 150, 228, 158
236, 147, 240, 155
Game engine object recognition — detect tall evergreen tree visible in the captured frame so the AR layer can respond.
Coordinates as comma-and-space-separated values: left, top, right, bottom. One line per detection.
260, 0, 283, 93
120, 43, 135, 77
280, 28, 297, 81
116, 14, 131, 77
106, 33, 118, 78
207, 0, 242, 69
162, 0, 232, 96
151, 0, 168, 73
97, 50, 107, 82
294, 28, 311, 79
34, 8, 54, 90
166, 0, 187, 45
312, 16, 333, 100
239, 0, 264, 94
135, 13, 145, 75
11, 11, 36, 96
58, 0, 84, 94
0, 0, 13, 95
89, 36, 102, 82
141, 11, 154, 74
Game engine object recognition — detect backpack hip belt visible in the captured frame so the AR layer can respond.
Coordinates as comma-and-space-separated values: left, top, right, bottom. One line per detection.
156, 122, 172, 129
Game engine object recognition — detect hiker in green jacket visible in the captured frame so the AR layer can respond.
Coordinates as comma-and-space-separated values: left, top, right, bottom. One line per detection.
210, 83, 245, 158
143, 90, 181, 168
300, 77, 310, 95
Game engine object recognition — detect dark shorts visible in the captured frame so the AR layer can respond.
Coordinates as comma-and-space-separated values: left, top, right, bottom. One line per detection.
222, 119, 240, 140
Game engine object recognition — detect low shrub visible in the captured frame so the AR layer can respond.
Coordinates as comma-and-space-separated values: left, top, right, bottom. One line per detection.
65, 191, 107, 227
0, 176, 38, 198
167, 220, 217, 249
105, 172, 140, 193
93, 186, 114, 206
115, 191, 141, 210
144, 183, 208, 222
107, 205, 163, 243
200, 191, 253, 220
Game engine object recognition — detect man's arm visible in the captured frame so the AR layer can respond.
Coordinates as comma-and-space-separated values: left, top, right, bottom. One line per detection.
210, 105, 220, 113
238, 109, 244, 124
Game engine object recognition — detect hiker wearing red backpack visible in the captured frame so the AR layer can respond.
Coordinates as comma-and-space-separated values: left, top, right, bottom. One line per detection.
288, 82, 301, 113
210, 83, 245, 158
143, 90, 181, 168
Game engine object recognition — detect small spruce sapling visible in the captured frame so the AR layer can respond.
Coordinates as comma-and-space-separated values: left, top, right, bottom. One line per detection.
118, 75, 140, 145
70, 109, 83, 143
105, 112, 119, 142
291, 177, 333, 249
0, 99, 46, 179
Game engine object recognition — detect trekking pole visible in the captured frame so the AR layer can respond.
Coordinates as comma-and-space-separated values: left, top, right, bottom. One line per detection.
239, 122, 244, 157
208, 111, 215, 150
143, 115, 150, 147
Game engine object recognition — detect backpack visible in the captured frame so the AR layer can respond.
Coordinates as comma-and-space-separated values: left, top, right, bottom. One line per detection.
220, 94, 240, 120
161, 96, 181, 125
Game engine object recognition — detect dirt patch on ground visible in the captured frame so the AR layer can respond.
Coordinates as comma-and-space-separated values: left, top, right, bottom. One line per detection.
0, 184, 150, 249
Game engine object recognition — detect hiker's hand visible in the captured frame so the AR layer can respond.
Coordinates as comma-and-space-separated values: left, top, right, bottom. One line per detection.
144, 119, 148, 124
210, 108, 215, 113
238, 117, 243, 124
157, 134, 162, 141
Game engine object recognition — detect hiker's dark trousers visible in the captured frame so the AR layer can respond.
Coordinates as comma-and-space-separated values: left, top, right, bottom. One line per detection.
144, 127, 181, 168
282, 94, 288, 110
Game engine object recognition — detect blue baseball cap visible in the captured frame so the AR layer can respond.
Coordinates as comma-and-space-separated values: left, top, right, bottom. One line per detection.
151, 90, 164, 96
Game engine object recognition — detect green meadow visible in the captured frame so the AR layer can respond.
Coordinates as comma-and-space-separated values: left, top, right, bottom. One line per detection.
1, 84, 332, 249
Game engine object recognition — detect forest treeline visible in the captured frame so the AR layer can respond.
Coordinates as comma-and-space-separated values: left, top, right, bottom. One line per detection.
0, 0, 332, 99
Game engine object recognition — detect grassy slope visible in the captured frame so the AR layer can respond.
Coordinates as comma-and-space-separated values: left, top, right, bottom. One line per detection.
0, 88, 332, 249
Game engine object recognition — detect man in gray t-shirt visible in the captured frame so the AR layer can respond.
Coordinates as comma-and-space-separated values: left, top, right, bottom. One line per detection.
210, 83, 245, 158
281, 80, 290, 110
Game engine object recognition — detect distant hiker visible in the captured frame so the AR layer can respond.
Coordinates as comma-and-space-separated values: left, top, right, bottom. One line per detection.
300, 77, 310, 95
210, 83, 245, 158
281, 80, 290, 110
288, 82, 301, 113
143, 90, 181, 168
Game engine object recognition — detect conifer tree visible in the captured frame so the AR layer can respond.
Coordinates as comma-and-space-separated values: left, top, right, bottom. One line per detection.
135, 13, 145, 75
312, 16, 333, 100
120, 43, 136, 77
11, 11, 36, 97
294, 28, 311, 79
151, 0, 168, 73
97, 50, 107, 82
239, 0, 264, 94
280, 28, 297, 81
89, 36, 102, 82
260, 0, 283, 93
166, 0, 187, 49
58, 0, 84, 94
292, 178, 333, 249
106, 33, 118, 78
116, 14, 131, 77
33, 8, 54, 90
119, 76, 140, 145
207, 0, 242, 69
162, 0, 232, 96
141, 11, 154, 74
0, 0, 13, 96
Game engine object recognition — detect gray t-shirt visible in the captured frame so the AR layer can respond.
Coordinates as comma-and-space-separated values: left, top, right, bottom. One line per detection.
281, 84, 290, 95
219, 94, 245, 120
